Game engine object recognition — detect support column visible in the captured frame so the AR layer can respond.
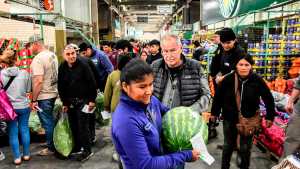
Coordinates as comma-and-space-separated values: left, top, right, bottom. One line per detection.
55, 0, 67, 62
183, 0, 190, 24
121, 16, 125, 38
55, 18, 67, 62
199, 0, 203, 28
91, 0, 99, 45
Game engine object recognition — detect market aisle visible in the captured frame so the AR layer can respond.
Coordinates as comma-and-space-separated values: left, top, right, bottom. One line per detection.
0, 125, 119, 169
187, 122, 277, 169
0, 122, 278, 169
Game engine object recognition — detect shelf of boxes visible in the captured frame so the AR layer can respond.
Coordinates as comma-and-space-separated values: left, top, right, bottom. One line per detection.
247, 16, 300, 81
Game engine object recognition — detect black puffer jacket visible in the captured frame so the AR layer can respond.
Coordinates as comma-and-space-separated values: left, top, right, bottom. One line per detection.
211, 72, 275, 123
210, 43, 246, 77
151, 55, 210, 109
146, 52, 163, 64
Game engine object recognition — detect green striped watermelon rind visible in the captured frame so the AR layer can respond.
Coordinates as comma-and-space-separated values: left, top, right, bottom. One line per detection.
162, 106, 206, 153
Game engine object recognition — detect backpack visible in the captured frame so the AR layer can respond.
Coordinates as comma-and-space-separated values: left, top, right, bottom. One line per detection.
0, 71, 17, 121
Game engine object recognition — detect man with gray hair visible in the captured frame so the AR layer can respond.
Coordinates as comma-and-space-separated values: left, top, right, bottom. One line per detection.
152, 34, 210, 112
151, 35, 210, 168
29, 35, 58, 156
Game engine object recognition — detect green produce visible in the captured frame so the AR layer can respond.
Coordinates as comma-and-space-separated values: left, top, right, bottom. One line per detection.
53, 98, 63, 117
162, 106, 208, 152
95, 93, 109, 126
29, 111, 42, 133
53, 112, 74, 157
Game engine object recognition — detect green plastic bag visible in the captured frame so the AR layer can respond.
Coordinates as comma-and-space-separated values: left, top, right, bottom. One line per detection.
29, 111, 42, 133
95, 93, 109, 126
53, 98, 63, 117
53, 112, 74, 157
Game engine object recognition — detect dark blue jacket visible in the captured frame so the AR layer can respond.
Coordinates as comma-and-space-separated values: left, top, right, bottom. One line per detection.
90, 48, 113, 91
112, 93, 192, 169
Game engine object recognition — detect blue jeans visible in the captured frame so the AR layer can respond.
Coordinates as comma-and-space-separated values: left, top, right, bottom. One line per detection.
38, 98, 56, 151
8, 107, 31, 160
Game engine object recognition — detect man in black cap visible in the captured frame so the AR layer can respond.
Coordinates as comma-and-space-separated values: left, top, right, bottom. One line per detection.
208, 28, 246, 141
146, 39, 162, 64
209, 28, 246, 85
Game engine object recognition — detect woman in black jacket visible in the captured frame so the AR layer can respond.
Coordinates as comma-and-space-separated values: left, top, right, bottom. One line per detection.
211, 54, 275, 169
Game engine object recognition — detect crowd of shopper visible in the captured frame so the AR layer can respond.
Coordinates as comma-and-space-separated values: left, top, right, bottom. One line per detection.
0, 28, 299, 169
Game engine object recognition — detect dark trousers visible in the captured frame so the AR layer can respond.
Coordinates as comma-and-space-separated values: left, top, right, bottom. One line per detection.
68, 100, 91, 153
89, 113, 96, 142
222, 120, 253, 169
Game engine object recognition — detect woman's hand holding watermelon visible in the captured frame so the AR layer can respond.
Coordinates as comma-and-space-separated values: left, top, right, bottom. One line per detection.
191, 149, 200, 161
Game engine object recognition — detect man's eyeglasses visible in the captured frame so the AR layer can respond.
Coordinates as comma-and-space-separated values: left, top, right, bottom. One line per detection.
162, 48, 178, 55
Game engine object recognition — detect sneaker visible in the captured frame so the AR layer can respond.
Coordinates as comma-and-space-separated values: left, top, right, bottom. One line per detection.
13, 158, 22, 165
38, 148, 55, 156
112, 152, 119, 162
77, 152, 94, 162
0, 151, 5, 161
70, 151, 83, 156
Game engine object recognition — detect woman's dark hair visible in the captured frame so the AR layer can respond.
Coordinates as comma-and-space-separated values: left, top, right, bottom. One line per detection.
117, 54, 132, 71
0, 39, 9, 55
0, 49, 17, 67
120, 59, 153, 84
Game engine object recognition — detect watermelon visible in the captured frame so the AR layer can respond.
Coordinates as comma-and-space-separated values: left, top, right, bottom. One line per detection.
162, 106, 208, 152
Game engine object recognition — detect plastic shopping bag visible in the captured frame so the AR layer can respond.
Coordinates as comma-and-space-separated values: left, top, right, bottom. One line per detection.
53, 112, 74, 157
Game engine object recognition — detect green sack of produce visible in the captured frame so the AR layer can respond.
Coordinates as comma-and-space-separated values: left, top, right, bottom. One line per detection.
53, 112, 74, 157
29, 111, 42, 133
95, 93, 109, 126
162, 106, 208, 152
53, 98, 63, 117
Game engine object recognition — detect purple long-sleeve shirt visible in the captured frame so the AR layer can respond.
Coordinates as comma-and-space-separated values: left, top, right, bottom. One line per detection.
112, 93, 192, 169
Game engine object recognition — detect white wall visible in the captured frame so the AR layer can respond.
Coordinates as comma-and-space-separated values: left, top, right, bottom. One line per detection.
64, 0, 91, 24
0, 17, 56, 48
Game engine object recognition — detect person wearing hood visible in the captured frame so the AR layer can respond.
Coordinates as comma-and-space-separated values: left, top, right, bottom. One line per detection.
209, 28, 247, 85
79, 42, 113, 92
210, 54, 275, 169
0, 46, 31, 165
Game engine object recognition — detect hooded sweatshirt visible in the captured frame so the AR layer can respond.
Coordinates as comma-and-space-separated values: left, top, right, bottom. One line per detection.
0, 67, 31, 109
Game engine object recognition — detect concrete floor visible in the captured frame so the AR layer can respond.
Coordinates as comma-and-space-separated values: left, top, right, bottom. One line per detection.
0, 123, 278, 169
